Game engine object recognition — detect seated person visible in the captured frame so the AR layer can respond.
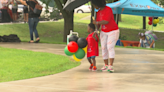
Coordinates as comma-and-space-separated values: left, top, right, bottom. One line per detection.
138, 33, 155, 48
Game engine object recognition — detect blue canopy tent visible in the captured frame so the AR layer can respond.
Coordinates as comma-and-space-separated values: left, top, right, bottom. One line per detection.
95, 0, 164, 30
107, 0, 164, 30
108, 0, 164, 17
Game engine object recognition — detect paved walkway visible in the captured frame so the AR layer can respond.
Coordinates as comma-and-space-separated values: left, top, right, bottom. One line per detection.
0, 43, 164, 92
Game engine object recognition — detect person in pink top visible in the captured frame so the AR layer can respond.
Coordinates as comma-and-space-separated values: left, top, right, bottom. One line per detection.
86, 23, 99, 71
91, 0, 120, 72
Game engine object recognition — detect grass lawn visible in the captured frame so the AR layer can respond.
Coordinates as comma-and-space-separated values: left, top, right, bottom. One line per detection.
2, 20, 164, 49
0, 47, 80, 82
71, 13, 164, 31
0, 21, 164, 50
0, 13, 164, 49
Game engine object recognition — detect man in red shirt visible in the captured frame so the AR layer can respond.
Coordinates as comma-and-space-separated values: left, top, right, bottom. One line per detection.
92, 0, 120, 73
86, 23, 99, 71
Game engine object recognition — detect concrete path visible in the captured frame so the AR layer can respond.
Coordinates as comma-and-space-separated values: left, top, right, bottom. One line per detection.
0, 43, 164, 92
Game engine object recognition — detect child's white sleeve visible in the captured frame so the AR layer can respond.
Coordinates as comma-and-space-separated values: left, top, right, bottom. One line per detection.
140, 39, 142, 43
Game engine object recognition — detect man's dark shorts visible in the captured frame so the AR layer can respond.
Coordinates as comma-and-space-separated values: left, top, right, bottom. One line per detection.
12, 8, 17, 13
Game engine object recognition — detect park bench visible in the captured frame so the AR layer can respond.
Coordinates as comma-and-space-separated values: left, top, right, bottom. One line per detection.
121, 40, 139, 47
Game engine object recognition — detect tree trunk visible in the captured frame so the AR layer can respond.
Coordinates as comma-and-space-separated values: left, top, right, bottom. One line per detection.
90, 4, 95, 23
63, 11, 74, 42
54, 0, 74, 42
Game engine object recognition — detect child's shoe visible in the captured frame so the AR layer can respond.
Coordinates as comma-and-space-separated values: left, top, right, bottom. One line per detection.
100, 65, 108, 71
89, 64, 93, 70
108, 65, 114, 73
92, 66, 97, 71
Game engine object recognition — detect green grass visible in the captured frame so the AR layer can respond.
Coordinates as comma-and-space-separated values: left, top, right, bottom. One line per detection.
119, 15, 164, 31
72, 13, 164, 31
0, 17, 164, 49
0, 13, 164, 49
0, 47, 80, 82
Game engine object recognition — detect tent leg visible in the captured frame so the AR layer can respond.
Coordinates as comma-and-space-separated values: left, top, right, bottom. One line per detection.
116, 14, 118, 24
115, 8, 118, 25
152, 16, 154, 31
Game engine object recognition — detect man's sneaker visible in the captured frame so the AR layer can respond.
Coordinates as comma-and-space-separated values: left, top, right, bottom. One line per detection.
89, 65, 93, 70
92, 66, 97, 71
108, 66, 114, 73
100, 65, 108, 71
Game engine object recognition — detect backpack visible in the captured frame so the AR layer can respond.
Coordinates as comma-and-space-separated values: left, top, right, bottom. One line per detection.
29, 0, 43, 15
145, 31, 158, 41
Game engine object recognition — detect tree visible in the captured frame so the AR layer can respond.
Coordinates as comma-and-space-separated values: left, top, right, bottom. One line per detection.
151, 0, 164, 24
54, 0, 74, 42
151, 0, 164, 6
41, 0, 74, 42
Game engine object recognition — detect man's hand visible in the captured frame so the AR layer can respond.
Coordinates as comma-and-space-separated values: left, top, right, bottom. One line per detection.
93, 20, 97, 25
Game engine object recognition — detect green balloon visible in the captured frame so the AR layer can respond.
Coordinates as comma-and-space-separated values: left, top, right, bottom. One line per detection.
153, 24, 157, 27
64, 46, 74, 56
75, 48, 85, 59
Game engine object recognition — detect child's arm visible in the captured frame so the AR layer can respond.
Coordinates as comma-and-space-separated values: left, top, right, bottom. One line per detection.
92, 32, 98, 41
138, 43, 141, 47
149, 40, 155, 48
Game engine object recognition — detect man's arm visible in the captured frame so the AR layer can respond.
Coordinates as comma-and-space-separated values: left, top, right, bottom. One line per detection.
18, 0, 27, 5
93, 20, 109, 25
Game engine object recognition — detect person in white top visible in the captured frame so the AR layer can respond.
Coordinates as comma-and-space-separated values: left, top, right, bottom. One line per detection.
138, 33, 155, 48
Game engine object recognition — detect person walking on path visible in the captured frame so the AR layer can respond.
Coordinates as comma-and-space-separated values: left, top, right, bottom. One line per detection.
86, 23, 99, 71
19, 0, 40, 43
91, 0, 120, 72
23, 2, 28, 23
11, 0, 18, 22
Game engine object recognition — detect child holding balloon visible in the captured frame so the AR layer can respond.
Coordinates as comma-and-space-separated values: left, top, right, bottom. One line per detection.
86, 23, 99, 71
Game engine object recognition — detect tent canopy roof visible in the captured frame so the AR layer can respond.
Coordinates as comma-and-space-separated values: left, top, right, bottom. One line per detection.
104, 0, 164, 17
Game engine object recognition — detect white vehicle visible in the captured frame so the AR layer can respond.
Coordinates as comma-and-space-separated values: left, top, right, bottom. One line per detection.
75, 5, 91, 13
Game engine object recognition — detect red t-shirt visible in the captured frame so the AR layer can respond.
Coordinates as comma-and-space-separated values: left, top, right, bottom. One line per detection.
96, 6, 119, 32
86, 32, 99, 57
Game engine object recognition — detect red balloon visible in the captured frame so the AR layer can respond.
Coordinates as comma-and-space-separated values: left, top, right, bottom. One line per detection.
149, 17, 153, 21
148, 21, 152, 25
67, 41, 79, 53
